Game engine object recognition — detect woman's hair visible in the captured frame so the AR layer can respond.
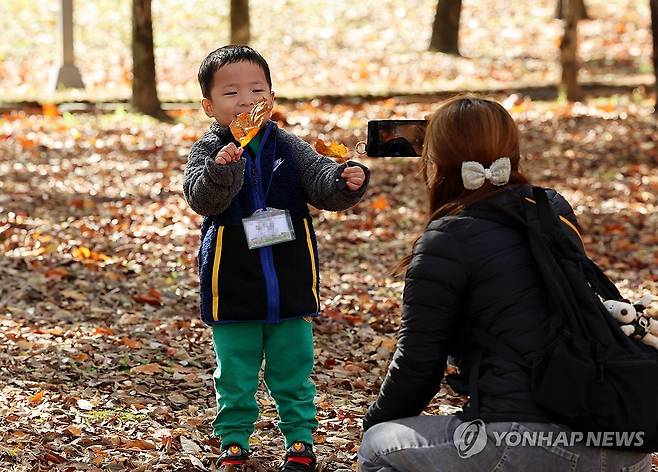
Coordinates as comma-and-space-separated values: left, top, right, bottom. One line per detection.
394, 95, 529, 275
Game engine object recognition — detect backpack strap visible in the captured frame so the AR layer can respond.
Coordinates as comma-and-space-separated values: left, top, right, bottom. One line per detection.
529, 187, 584, 250
531, 187, 622, 302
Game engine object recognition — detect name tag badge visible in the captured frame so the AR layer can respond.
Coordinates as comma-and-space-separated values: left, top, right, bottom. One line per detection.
242, 208, 296, 249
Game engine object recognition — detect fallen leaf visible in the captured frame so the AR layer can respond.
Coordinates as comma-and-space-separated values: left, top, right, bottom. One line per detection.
133, 288, 162, 306
42, 449, 66, 464
371, 195, 390, 211
17, 339, 33, 350
29, 390, 45, 406
42, 103, 59, 117
71, 246, 110, 262
66, 426, 82, 436
168, 393, 188, 405
180, 436, 202, 455
94, 327, 114, 336
45, 267, 69, 279
131, 363, 163, 375
120, 337, 142, 349
121, 438, 156, 450
77, 399, 94, 411
61, 290, 87, 301
71, 246, 91, 259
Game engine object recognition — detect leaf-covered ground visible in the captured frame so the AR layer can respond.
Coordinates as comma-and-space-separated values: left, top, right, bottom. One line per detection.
0, 0, 653, 102
1, 94, 657, 470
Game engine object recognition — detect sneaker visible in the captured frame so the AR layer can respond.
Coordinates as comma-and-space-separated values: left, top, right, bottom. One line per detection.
218, 444, 248, 471
280, 441, 317, 472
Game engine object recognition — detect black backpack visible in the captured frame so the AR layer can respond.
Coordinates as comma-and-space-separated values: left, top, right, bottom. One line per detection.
464, 186, 658, 452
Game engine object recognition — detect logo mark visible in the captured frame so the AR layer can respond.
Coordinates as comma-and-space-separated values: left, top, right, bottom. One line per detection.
272, 158, 284, 173
453, 419, 487, 458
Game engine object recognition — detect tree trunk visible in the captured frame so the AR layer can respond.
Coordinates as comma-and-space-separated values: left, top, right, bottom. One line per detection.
231, 0, 250, 44
429, 0, 462, 55
131, 0, 167, 119
560, 0, 581, 101
556, 0, 589, 20
650, 0, 658, 114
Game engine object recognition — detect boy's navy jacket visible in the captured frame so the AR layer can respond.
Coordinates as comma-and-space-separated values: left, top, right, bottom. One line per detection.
183, 121, 370, 325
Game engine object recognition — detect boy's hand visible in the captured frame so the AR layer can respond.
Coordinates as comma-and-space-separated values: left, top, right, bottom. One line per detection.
341, 165, 366, 191
215, 143, 243, 165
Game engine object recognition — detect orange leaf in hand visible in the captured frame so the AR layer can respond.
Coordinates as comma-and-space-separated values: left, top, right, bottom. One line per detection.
315, 138, 349, 163
229, 97, 272, 147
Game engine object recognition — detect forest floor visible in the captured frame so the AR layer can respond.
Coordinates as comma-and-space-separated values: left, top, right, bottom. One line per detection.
1, 92, 657, 470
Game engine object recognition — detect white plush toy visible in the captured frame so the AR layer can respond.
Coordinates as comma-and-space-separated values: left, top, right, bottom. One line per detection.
604, 294, 658, 350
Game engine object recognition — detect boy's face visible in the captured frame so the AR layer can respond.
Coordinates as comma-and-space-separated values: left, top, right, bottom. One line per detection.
202, 61, 274, 126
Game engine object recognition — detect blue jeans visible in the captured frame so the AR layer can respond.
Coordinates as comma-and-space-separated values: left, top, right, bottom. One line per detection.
358, 416, 651, 472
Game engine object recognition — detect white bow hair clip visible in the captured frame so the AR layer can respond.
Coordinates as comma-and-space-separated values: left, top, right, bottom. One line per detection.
461, 157, 511, 190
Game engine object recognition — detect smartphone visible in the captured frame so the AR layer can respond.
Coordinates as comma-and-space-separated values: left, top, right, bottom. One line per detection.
366, 120, 428, 157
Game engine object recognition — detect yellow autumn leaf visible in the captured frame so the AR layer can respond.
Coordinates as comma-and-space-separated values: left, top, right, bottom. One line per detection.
71, 246, 110, 262
315, 138, 349, 163
229, 97, 272, 147
72, 246, 91, 259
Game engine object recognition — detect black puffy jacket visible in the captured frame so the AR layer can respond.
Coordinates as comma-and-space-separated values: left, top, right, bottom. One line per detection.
363, 185, 582, 430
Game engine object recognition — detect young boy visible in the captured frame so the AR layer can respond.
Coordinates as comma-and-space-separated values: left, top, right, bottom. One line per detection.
183, 45, 369, 471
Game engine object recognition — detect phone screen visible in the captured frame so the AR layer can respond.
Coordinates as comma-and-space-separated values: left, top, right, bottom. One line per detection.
366, 120, 428, 157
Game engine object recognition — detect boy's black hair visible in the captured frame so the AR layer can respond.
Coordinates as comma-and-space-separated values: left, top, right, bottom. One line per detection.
198, 45, 272, 99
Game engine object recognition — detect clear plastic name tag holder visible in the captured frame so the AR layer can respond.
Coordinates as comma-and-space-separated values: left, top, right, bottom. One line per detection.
242, 208, 296, 249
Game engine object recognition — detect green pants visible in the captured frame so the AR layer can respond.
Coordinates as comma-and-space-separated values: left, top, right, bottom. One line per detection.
211, 318, 318, 450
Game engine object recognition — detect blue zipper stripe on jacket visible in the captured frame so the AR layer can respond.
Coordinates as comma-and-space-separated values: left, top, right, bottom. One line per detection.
244, 122, 280, 323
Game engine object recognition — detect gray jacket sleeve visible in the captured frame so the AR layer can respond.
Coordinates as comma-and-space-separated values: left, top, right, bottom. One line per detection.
278, 129, 370, 211
183, 134, 246, 216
